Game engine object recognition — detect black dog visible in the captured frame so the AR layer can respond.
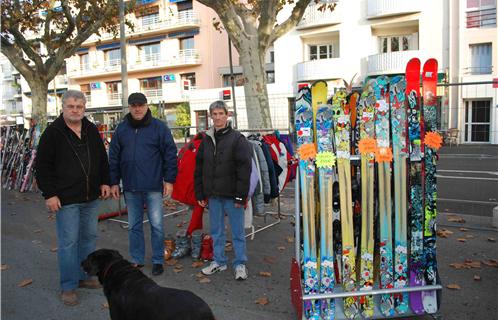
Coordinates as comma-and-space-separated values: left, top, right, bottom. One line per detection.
82, 249, 215, 320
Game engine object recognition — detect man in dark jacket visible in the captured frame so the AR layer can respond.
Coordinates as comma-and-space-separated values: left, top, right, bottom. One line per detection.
36, 90, 110, 306
194, 100, 252, 280
109, 92, 177, 276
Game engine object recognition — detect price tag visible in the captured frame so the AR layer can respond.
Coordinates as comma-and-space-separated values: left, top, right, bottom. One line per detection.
424, 131, 443, 150
358, 138, 377, 154
298, 127, 311, 137
298, 143, 316, 160
316, 151, 336, 168
375, 147, 393, 163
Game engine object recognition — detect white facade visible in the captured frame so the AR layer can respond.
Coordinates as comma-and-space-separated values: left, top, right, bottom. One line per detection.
0, 54, 23, 125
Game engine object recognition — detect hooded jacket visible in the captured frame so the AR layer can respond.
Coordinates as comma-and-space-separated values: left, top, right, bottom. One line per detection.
194, 125, 251, 205
35, 115, 110, 205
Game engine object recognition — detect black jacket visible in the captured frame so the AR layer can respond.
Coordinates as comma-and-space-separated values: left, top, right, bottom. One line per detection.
194, 126, 251, 204
35, 115, 110, 206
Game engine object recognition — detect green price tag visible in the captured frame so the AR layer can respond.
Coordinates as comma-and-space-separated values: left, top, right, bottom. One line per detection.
316, 151, 336, 168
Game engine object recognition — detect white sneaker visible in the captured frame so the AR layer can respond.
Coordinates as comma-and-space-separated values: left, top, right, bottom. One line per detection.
201, 261, 227, 275
234, 264, 248, 281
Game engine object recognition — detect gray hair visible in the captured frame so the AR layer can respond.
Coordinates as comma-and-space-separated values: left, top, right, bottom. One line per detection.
209, 100, 228, 115
62, 90, 86, 106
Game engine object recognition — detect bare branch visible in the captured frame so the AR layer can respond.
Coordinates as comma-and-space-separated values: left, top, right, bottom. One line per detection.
0, 37, 36, 83
258, 0, 279, 51
269, 0, 312, 44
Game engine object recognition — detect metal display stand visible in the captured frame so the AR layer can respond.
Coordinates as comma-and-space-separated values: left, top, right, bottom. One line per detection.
290, 169, 443, 319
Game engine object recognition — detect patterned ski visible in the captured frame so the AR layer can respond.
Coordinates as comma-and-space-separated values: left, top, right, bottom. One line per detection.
406, 58, 425, 314
316, 93, 336, 319
422, 58, 440, 314
357, 81, 376, 318
332, 89, 359, 319
312, 81, 329, 140
295, 86, 320, 319
373, 76, 395, 317
390, 75, 409, 314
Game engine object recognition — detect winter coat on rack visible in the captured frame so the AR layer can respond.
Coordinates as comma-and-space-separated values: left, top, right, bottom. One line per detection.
248, 140, 270, 214
263, 134, 291, 193
259, 140, 279, 201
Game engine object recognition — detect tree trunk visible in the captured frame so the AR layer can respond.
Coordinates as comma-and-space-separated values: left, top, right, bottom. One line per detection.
28, 80, 49, 129
239, 39, 272, 129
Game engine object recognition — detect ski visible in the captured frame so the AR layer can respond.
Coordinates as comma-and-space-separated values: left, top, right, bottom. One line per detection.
332, 89, 359, 319
295, 86, 320, 319
406, 57, 425, 314
390, 75, 409, 314
422, 58, 440, 314
373, 76, 395, 317
316, 89, 336, 319
357, 80, 376, 318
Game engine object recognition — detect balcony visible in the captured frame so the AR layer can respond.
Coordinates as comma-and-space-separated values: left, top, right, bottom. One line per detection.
143, 88, 163, 103
466, 7, 496, 28
129, 49, 201, 71
296, 58, 343, 82
297, 2, 341, 30
367, 50, 422, 75
463, 66, 493, 75
48, 74, 68, 88
107, 93, 122, 106
367, 0, 421, 19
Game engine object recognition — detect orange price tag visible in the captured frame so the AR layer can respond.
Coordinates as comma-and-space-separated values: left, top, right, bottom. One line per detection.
424, 131, 443, 150
298, 143, 317, 160
358, 138, 377, 154
375, 147, 393, 163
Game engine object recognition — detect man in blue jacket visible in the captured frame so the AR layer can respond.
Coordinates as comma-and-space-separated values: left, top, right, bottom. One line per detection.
109, 93, 177, 276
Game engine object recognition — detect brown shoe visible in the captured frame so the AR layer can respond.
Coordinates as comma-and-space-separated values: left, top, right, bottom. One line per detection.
61, 290, 79, 306
164, 238, 176, 261
78, 279, 102, 289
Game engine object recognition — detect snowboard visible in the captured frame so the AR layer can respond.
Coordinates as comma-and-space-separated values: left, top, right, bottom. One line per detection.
390, 75, 409, 314
295, 86, 320, 319
406, 57, 425, 315
373, 76, 395, 317
331, 89, 359, 319
357, 80, 376, 318
316, 95, 336, 319
312, 81, 329, 140
421, 58, 440, 314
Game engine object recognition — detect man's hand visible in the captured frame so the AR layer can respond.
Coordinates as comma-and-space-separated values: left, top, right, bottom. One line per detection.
163, 182, 173, 198
46, 196, 61, 213
197, 200, 207, 208
100, 185, 111, 199
110, 185, 120, 199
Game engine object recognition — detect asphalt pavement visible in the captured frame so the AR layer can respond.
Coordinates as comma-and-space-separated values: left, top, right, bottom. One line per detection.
1, 144, 497, 320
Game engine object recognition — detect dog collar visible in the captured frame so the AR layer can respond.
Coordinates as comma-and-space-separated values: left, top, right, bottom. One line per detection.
101, 260, 120, 281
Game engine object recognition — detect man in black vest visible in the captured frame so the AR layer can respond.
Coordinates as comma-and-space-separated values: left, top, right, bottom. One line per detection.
194, 100, 252, 280
36, 90, 110, 306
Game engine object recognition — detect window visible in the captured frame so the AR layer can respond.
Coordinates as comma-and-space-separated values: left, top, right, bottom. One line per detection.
105, 49, 121, 66
380, 35, 413, 53
138, 42, 160, 61
222, 74, 245, 87
106, 81, 121, 104
466, 0, 496, 27
177, 0, 193, 12
140, 76, 162, 98
180, 37, 194, 50
266, 71, 275, 84
181, 73, 196, 88
469, 43, 492, 74
80, 53, 90, 70
196, 110, 208, 132
142, 12, 159, 26
81, 84, 91, 103
309, 44, 338, 60
464, 100, 491, 142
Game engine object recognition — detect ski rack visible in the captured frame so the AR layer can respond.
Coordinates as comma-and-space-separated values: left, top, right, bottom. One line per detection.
290, 169, 443, 320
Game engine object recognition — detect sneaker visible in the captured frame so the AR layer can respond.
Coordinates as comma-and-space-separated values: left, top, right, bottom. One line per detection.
201, 261, 227, 275
234, 264, 248, 281
61, 290, 79, 306
152, 264, 164, 276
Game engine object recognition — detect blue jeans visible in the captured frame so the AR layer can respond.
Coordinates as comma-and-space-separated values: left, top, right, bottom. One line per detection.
124, 191, 164, 265
208, 196, 247, 268
55, 200, 99, 291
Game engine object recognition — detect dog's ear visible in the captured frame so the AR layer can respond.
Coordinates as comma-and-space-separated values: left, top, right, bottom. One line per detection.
110, 249, 123, 260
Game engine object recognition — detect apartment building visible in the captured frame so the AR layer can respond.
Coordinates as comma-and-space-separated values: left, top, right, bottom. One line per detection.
449, 0, 497, 144
0, 54, 23, 125
64, 0, 234, 127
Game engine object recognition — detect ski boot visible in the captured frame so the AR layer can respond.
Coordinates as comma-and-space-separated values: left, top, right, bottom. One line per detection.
191, 230, 203, 261
171, 229, 190, 259
200, 234, 213, 261
163, 235, 175, 261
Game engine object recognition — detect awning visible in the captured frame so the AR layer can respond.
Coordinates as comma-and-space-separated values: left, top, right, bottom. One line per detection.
96, 42, 121, 51
76, 47, 89, 54
167, 29, 199, 39
129, 35, 166, 46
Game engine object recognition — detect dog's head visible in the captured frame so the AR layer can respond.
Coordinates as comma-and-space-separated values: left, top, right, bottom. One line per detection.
81, 249, 123, 276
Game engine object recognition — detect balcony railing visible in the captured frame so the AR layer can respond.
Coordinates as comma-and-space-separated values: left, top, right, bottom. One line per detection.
367, 50, 422, 75
367, 0, 421, 19
296, 58, 343, 82
107, 93, 122, 106
463, 66, 493, 75
143, 89, 163, 102
297, 2, 341, 29
176, 49, 201, 65
104, 59, 121, 72
466, 7, 496, 28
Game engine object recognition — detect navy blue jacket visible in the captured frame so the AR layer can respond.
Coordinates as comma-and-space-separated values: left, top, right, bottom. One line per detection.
109, 115, 177, 192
